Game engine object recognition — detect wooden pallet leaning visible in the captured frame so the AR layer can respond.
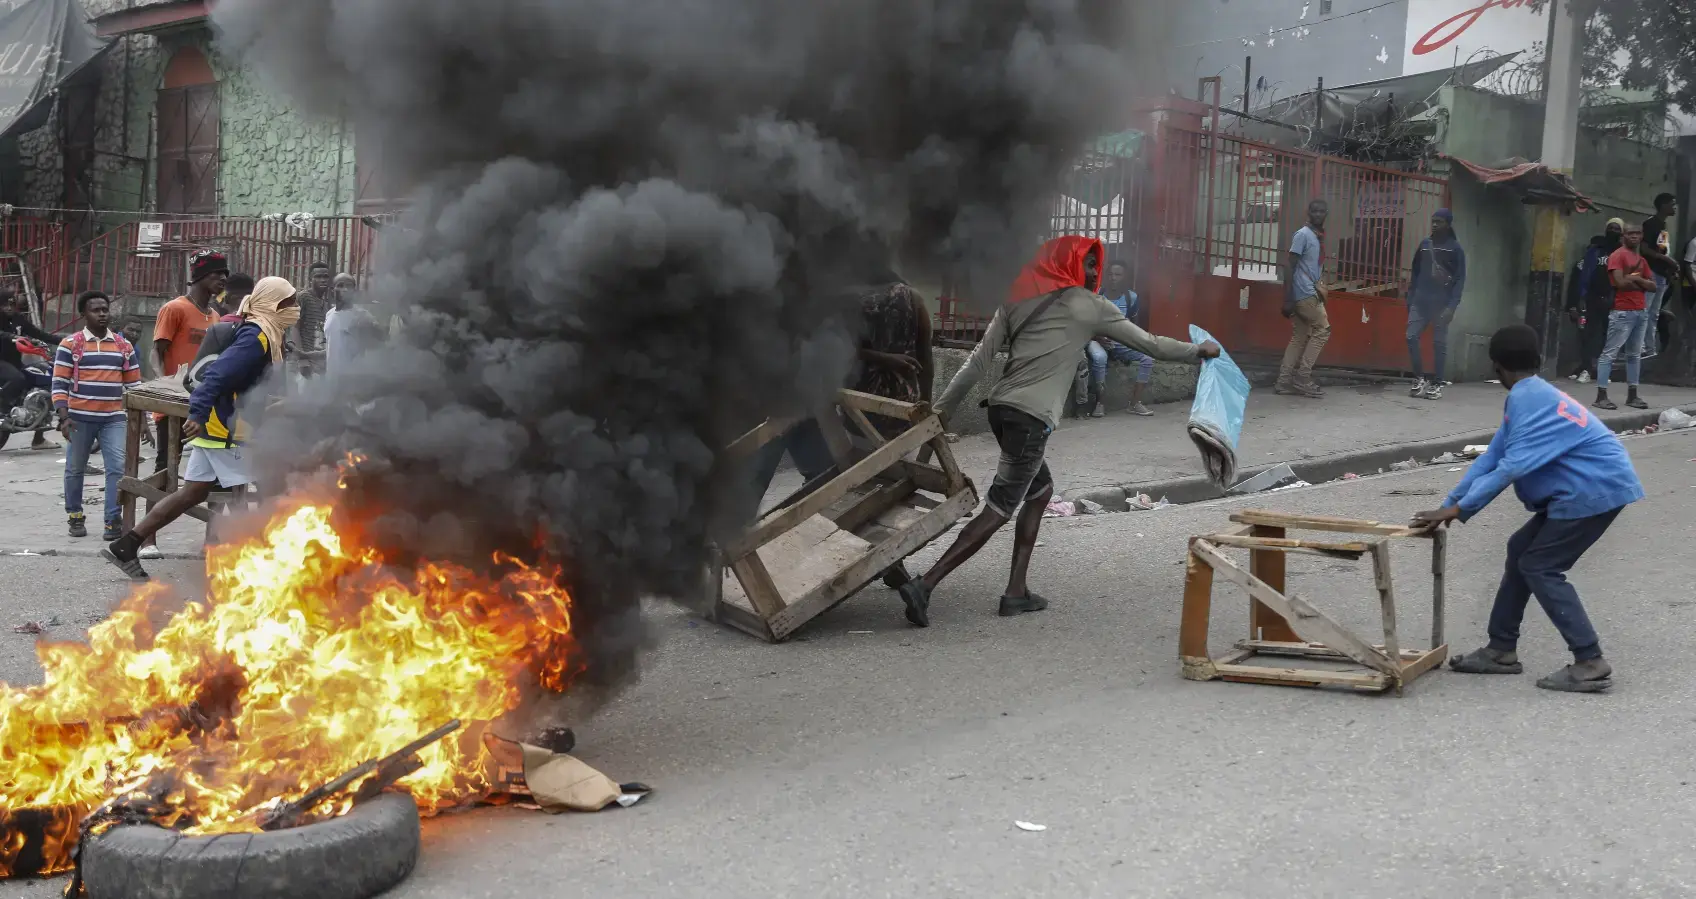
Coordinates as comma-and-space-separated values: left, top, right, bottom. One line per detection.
711, 389, 977, 643
1178, 509, 1448, 694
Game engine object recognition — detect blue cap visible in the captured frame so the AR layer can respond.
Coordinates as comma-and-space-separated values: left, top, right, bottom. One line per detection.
1433, 208, 1454, 222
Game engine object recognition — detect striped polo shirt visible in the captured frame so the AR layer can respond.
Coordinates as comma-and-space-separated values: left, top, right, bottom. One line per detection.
51, 329, 141, 423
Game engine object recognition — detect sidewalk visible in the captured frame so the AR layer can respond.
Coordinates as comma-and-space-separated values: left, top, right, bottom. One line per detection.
943, 379, 1696, 499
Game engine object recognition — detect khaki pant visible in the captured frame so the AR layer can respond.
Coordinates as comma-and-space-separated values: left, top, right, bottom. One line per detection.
1279, 295, 1330, 383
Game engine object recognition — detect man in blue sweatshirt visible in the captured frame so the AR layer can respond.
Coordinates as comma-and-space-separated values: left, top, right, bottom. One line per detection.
1405, 208, 1466, 400
1411, 324, 1642, 693
103, 276, 299, 580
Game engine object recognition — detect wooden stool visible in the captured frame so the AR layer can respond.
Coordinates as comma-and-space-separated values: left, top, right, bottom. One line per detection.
1179, 510, 1448, 694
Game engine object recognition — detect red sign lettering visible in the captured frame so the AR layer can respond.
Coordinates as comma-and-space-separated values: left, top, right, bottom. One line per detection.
1411, 0, 1532, 57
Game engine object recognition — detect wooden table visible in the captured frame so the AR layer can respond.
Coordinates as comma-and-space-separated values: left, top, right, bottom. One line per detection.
119, 378, 214, 530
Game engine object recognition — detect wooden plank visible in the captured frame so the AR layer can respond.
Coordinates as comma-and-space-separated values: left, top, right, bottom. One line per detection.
123, 392, 190, 417
117, 477, 212, 523
768, 485, 976, 640
815, 406, 858, 469
929, 434, 967, 495
831, 478, 917, 534
896, 459, 954, 496
728, 552, 786, 620
1399, 645, 1448, 682
1204, 533, 1370, 559
1178, 541, 1216, 678
842, 404, 886, 447
714, 599, 776, 642
724, 417, 796, 459
1236, 640, 1428, 661
729, 416, 942, 559
1431, 528, 1446, 650
837, 389, 925, 423
1248, 525, 1300, 643
1213, 662, 1390, 692
165, 417, 182, 496
1370, 540, 1401, 668
760, 515, 875, 604
1231, 509, 1426, 538
1192, 541, 1398, 677
121, 409, 143, 531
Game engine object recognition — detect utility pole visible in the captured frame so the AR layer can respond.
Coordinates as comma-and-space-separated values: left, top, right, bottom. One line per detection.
1527, 0, 1593, 376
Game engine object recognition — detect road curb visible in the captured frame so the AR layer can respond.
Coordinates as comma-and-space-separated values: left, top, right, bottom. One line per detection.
1065, 403, 1695, 510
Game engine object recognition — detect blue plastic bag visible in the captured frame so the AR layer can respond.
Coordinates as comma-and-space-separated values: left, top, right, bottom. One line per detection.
1187, 325, 1251, 489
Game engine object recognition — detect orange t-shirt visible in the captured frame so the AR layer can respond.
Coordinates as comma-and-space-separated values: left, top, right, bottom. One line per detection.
153, 296, 220, 375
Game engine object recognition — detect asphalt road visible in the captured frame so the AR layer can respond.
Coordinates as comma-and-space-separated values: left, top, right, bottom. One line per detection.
3, 429, 1695, 898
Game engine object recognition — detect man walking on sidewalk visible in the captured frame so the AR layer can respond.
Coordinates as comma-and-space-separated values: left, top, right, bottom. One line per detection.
1414, 324, 1641, 693
1405, 209, 1466, 400
1278, 199, 1330, 398
1640, 193, 1677, 359
892, 236, 1219, 627
51, 292, 141, 540
1594, 223, 1656, 411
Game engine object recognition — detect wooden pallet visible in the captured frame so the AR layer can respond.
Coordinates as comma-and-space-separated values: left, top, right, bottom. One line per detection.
711, 390, 977, 643
1179, 510, 1448, 694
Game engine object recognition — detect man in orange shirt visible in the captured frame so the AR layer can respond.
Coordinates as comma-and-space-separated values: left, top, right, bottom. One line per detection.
143, 249, 227, 556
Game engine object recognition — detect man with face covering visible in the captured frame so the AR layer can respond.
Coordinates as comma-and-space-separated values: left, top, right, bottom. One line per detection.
104, 276, 301, 580
893, 236, 1220, 627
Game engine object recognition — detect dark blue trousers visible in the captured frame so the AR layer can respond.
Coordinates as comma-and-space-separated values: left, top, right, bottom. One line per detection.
1487, 508, 1621, 662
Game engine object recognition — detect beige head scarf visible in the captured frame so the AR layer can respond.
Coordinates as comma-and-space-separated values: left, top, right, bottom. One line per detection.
242, 276, 301, 364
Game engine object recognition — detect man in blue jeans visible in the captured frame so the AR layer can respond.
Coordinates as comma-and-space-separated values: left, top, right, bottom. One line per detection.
51, 291, 141, 539
1594, 222, 1657, 410
1640, 193, 1677, 359
1405, 208, 1466, 400
1084, 260, 1157, 417
1413, 324, 1642, 693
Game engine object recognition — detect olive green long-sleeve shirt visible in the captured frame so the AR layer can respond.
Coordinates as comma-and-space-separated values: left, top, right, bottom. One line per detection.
936, 287, 1201, 429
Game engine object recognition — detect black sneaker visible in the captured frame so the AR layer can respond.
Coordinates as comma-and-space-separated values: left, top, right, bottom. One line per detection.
101, 541, 150, 581
67, 514, 87, 538
896, 580, 931, 628
998, 592, 1049, 617
102, 522, 123, 542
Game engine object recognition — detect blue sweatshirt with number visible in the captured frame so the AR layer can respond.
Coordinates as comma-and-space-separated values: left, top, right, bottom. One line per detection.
1444, 376, 1643, 521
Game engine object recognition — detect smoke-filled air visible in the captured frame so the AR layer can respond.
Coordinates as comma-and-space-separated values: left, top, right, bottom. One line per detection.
210, 0, 1132, 688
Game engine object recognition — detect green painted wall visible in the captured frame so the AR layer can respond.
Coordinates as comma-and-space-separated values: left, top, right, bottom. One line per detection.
1433, 86, 1677, 380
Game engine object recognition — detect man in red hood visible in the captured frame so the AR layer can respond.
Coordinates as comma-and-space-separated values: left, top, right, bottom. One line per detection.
894, 236, 1220, 627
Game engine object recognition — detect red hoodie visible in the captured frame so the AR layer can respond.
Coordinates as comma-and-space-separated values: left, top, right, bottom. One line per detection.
1006, 235, 1104, 303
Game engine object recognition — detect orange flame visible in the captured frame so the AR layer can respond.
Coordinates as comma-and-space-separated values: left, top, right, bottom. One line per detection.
0, 499, 579, 877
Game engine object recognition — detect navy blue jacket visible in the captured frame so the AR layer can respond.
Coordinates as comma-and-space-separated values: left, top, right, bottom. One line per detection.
187, 322, 273, 445
1408, 236, 1467, 311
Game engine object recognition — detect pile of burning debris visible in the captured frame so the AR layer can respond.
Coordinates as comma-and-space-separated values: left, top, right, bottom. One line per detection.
0, 498, 589, 893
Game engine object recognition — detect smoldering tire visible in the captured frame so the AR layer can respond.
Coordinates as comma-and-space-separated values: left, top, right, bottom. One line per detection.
79, 793, 420, 899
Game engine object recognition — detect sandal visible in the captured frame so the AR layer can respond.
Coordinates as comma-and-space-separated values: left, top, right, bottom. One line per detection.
998, 592, 1049, 617
1536, 663, 1612, 693
1447, 647, 1523, 675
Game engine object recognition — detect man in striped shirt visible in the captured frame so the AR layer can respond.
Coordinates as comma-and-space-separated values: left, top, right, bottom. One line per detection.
52, 291, 141, 540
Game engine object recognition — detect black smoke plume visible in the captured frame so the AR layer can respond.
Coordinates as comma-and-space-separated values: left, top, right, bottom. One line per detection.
211, 0, 1133, 686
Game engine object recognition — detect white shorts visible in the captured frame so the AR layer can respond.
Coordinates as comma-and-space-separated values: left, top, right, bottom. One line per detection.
182, 443, 255, 488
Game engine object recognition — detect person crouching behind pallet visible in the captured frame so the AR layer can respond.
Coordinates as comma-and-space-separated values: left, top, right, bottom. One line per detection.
1411, 324, 1642, 693
103, 276, 300, 580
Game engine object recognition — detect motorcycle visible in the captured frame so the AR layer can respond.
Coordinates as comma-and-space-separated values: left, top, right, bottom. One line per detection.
0, 333, 55, 450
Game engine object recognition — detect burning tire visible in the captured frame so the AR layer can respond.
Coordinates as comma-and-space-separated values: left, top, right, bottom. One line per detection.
77, 793, 420, 899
